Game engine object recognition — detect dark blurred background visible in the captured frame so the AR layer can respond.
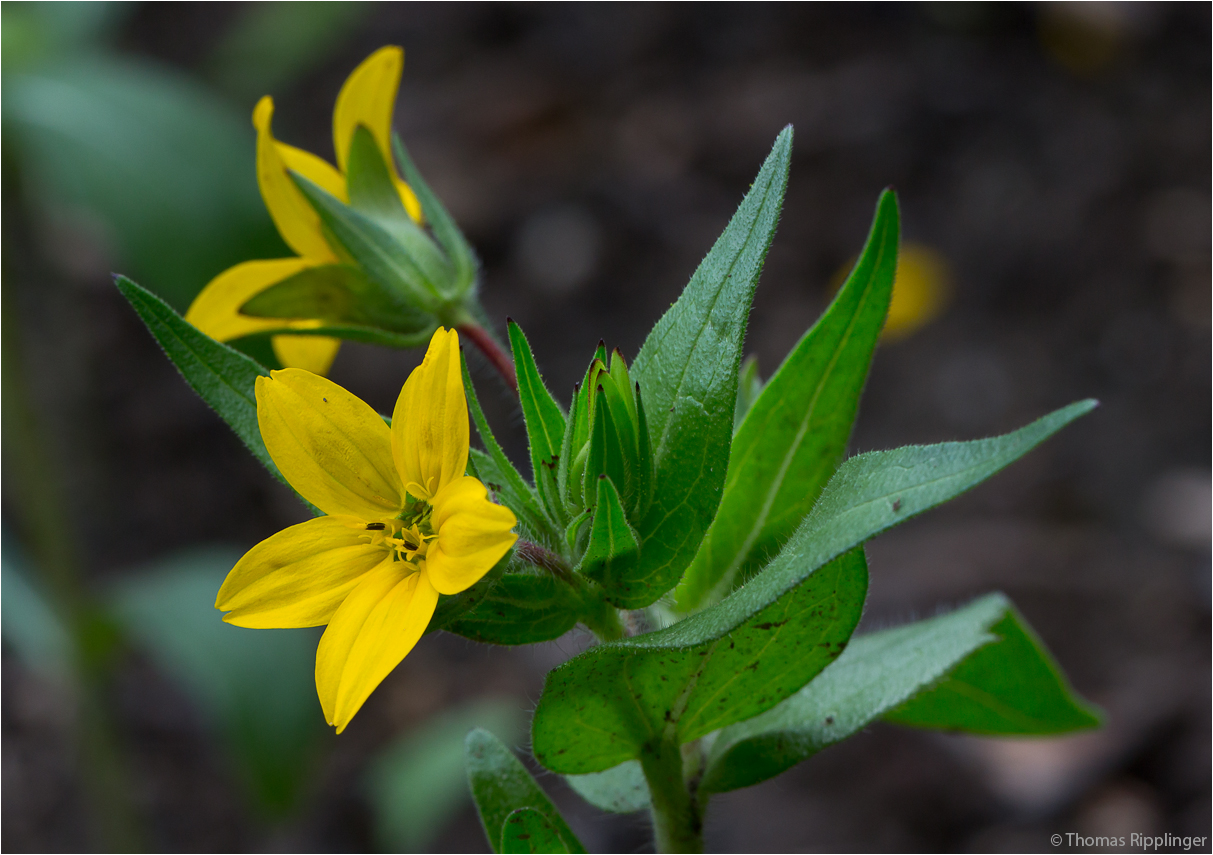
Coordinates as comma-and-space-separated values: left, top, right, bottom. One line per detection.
2, 3, 1209, 852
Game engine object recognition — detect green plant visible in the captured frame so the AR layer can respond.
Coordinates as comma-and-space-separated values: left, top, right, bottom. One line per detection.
117, 72, 1099, 850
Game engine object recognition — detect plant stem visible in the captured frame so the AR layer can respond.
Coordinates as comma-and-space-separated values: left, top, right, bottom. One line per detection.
458, 321, 517, 394
640, 737, 704, 853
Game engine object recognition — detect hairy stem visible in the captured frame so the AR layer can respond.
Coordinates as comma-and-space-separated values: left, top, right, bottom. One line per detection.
640, 736, 705, 853
458, 321, 517, 393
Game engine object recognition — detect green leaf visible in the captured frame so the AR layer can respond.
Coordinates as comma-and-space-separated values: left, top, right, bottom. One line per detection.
442, 562, 583, 646
532, 400, 1095, 774
676, 189, 899, 612
393, 134, 479, 297
884, 603, 1103, 734
508, 320, 568, 527
465, 728, 586, 854
107, 548, 325, 816
532, 549, 867, 774
292, 172, 440, 310
577, 476, 640, 601
239, 263, 436, 333
565, 760, 651, 814
502, 808, 570, 854
628, 127, 792, 607
115, 276, 317, 509
701, 593, 1101, 794
367, 699, 524, 852
462, 355, 557, 546
732, 355, 763, 434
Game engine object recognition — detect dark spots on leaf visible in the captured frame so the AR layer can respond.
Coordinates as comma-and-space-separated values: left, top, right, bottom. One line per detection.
365, 522, 386, 530
754, 619, 788, 631
745, 661, 759, 671
517, 834, 531, 840
892, 498, 902, 512
825, 716, 835, 725
557, 749, 566, 754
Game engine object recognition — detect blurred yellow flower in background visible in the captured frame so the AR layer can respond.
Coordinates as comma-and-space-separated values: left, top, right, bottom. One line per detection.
215, 328, 517, 732
832, 242, 952, 342
186, 46, 421, 375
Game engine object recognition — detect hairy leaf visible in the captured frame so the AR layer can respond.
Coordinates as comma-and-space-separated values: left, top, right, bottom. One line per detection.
702, 593, 1101, 793
502, 808, 570, 854
565, 760, 651, 814
677, 189, 899, 611
465, 729, 585, 854
627, 127, 793, 606
532, 401, 1095, 773
508, 321, 568, 527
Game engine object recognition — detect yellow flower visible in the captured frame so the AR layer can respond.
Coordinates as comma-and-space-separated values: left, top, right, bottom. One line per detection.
186, 46, 423, 376
215, 328, 517, 732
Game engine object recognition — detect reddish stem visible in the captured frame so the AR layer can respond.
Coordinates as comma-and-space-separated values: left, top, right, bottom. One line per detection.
458, 322, 517, 394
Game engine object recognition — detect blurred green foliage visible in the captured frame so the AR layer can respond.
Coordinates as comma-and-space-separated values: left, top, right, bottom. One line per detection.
2, 1, 371, 311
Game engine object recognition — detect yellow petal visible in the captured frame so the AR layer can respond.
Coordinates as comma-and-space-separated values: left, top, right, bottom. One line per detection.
333, 46, 402, 177
277, 140, 348, 204
216, 515, 385, 628
254, 96, 340, 263
315, 561, 438, 731
391, 327, 468, 500
426, 476, 517, 595
272, 335, 341, 375
257, 369, 403, 518
332, 46, 424, 224
185, 257, 321, 341
394, 175, 424, 224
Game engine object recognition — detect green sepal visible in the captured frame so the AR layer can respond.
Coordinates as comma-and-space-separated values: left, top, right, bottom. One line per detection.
676, 188, 900, 612
442, 563, 582, 646
564, 508, 591, 554
232, 323, 438, 353
628, 127, 793, 607
700, 593, 1101, 794
239, 263, 436, 333
608, 349, 637, 425
291, 171, 439, 310
461, 355, 558, 547
345, 125, 455, 298
346, 124, 409, 223
577, 476, 640, 600
508, 320, 568, 527
557, 384, 583, 516
733, 355, 763, 434
583, 386, 628, 510
426, 548, 510, 635
464, 728, 586, 854
502, 808, 570, 854
393, 133, 479, 299
114, 276, 319, 515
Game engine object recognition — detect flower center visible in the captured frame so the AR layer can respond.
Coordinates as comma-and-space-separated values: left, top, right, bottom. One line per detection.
363, 501, 436, 567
